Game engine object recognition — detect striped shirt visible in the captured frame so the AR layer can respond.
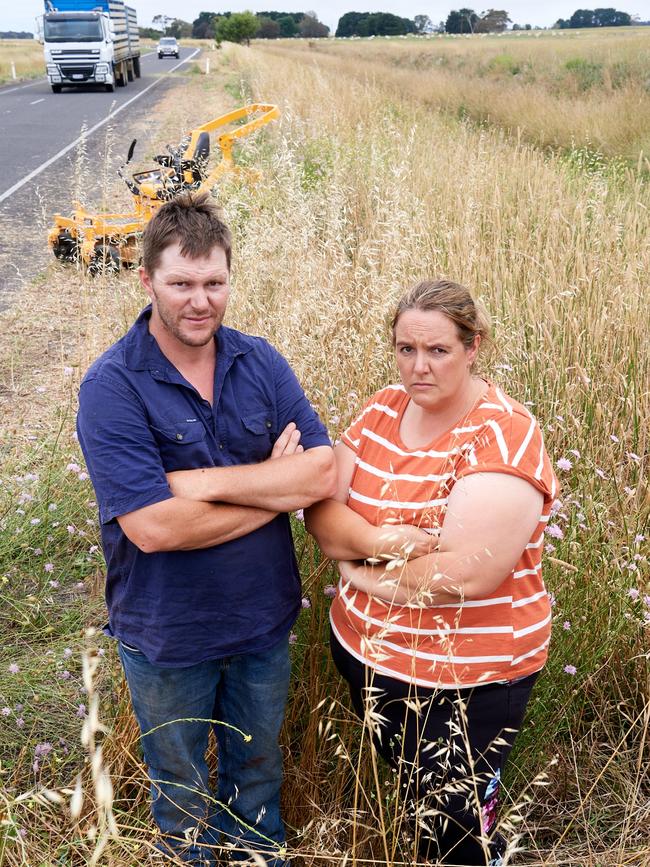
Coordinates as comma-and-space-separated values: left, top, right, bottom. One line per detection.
330, 383, 558, 689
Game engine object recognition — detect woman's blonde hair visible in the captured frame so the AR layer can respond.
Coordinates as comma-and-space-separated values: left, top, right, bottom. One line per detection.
391, 279, 492, 358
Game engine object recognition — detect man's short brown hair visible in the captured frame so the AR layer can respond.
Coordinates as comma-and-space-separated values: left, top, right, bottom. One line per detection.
142, 192, 232, 275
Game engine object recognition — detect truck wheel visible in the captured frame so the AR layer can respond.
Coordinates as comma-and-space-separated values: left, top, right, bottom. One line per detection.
158, 53, 163, 59
127, 61, 134, 82
89, 244, 120, 276
133, 57, 141, 78
51, 84, 62, 94
105, 82, 114, 92
117, 61, 127, 86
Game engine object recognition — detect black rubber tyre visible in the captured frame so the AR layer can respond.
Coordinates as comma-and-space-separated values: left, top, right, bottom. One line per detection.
51, 84, 62, 93
105, 82, 114, 92
158, 53, 163, 59
127, 62, 134, 82
133, 57, 141, 78
88, 244, 120, 276
52, 230, 79, 262
116, 61, 127, 86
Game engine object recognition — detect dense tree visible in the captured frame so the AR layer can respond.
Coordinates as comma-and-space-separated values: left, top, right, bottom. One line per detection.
475, 9, 511, 32
299, 11, 329, 37
556, 8, 632, 27
277, 14, 299, 36
445, 8, 479, 33
336, 10, 415, 36
256, 15, 281, 37
414, 14, 433, 33
167, 19, 193, 38
257, 10, 304, 22
192, 11, 219, 38
216, 10, 259, 42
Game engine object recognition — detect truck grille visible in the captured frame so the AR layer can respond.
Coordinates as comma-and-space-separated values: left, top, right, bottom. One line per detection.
60, 64, 95, 80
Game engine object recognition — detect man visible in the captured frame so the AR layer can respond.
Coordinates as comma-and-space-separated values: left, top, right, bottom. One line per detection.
77, 192, 335, 866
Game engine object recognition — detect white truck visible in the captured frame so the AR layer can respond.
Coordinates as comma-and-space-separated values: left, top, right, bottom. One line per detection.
40, 0, 140, 93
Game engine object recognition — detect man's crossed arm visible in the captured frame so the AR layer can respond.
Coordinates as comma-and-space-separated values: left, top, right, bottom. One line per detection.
118, 423, 336, 553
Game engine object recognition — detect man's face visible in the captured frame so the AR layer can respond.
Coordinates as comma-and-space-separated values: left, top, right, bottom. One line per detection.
139, 241, 230, 348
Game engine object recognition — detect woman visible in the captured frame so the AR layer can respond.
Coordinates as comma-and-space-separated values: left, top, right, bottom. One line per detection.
306, 280, 557, 866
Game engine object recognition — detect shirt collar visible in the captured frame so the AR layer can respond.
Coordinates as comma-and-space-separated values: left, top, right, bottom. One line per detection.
122, 305, 253, 373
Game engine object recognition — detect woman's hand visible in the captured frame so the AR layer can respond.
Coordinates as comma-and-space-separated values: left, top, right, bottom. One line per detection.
371, 524, 438, 561
338, 558, 405, 602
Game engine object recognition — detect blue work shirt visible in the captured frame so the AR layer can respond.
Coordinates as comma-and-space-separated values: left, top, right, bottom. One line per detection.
77, 306, 330, 667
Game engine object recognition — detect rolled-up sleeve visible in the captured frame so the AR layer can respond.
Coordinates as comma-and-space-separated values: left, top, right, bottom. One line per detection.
77, 376, 173, 524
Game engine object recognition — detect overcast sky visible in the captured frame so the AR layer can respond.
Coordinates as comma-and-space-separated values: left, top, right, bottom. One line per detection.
4, 0, 646, 38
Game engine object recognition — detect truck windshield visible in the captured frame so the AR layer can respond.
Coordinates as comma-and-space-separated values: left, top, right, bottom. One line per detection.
44, 16, 103, 42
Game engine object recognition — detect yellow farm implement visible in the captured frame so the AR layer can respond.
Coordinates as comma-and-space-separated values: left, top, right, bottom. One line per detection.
48, 103, 279, 274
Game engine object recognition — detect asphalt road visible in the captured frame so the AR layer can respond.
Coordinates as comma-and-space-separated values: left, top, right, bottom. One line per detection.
0, 45, 200, 304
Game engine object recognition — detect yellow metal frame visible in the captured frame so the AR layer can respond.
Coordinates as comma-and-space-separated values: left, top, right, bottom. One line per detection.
49, 103, 280, 270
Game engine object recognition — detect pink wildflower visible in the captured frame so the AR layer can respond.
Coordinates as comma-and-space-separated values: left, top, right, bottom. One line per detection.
301, 597, 311, 609
8, 663, 19, 674
288, 632, 298, 645
323, 585, 337, 598
563, 665, 577, 675
562, 621, 571, 630
44, 563, 54, 572
546, 524, 564, 540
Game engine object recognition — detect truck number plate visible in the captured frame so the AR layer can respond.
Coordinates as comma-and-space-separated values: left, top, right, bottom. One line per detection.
72, 74, 84, 79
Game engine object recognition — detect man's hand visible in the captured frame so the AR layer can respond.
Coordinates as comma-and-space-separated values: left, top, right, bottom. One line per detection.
270, 422, 303, 458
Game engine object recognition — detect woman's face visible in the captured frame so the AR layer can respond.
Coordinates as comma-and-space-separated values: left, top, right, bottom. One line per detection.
394, 308, 479, 412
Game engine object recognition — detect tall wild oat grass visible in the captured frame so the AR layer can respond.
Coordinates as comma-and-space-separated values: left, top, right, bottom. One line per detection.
257, 29, 650, 162
1, 40, 648, 865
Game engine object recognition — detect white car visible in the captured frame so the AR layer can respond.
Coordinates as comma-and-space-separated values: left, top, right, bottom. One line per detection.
158, 37, 179, 59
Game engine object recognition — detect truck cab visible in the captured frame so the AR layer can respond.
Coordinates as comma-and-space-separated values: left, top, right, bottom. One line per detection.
41, 1, 140, 93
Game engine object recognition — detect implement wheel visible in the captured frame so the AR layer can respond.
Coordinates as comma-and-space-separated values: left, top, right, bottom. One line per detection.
52, 230, 79, 262
88, 244, 120, 276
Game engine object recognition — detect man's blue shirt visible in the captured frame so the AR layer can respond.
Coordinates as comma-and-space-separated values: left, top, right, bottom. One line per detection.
77, 306, 330, 666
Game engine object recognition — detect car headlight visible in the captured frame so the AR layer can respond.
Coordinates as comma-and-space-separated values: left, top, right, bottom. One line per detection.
95, 63, 109, 74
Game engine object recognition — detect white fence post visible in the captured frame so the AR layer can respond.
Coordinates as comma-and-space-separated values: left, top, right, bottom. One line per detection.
11, 62, 17, 80
205, 58, 210, 75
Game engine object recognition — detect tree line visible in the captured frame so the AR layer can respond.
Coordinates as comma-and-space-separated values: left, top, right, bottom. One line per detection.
140, 6, 638, 43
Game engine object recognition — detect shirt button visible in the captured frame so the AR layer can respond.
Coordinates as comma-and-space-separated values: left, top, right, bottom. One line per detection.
266, 421, 272, 428
176, 433, 183, 441
219, 443, 224, 450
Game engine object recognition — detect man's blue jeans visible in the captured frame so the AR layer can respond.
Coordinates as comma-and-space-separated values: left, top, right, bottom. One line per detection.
118, 636, 290, 866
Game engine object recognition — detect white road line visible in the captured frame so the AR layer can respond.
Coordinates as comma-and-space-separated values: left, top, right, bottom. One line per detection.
0, 49, 200, 206
0, 79, 46, 96
30, 98, 46, 105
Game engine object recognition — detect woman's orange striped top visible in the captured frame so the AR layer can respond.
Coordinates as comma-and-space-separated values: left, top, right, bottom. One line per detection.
329, 382, 558, 689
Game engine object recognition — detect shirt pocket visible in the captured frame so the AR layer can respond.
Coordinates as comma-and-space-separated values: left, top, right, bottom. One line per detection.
235, 411, 274, 463
151, 421, 213, 471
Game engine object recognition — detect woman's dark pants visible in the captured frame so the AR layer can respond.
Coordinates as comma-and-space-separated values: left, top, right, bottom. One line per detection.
331, 633, 537, 866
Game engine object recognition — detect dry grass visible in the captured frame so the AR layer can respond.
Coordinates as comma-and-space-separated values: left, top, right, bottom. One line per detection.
0, 40, 45, 84
1, 35, 649, 867
256, 28, 650, 161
